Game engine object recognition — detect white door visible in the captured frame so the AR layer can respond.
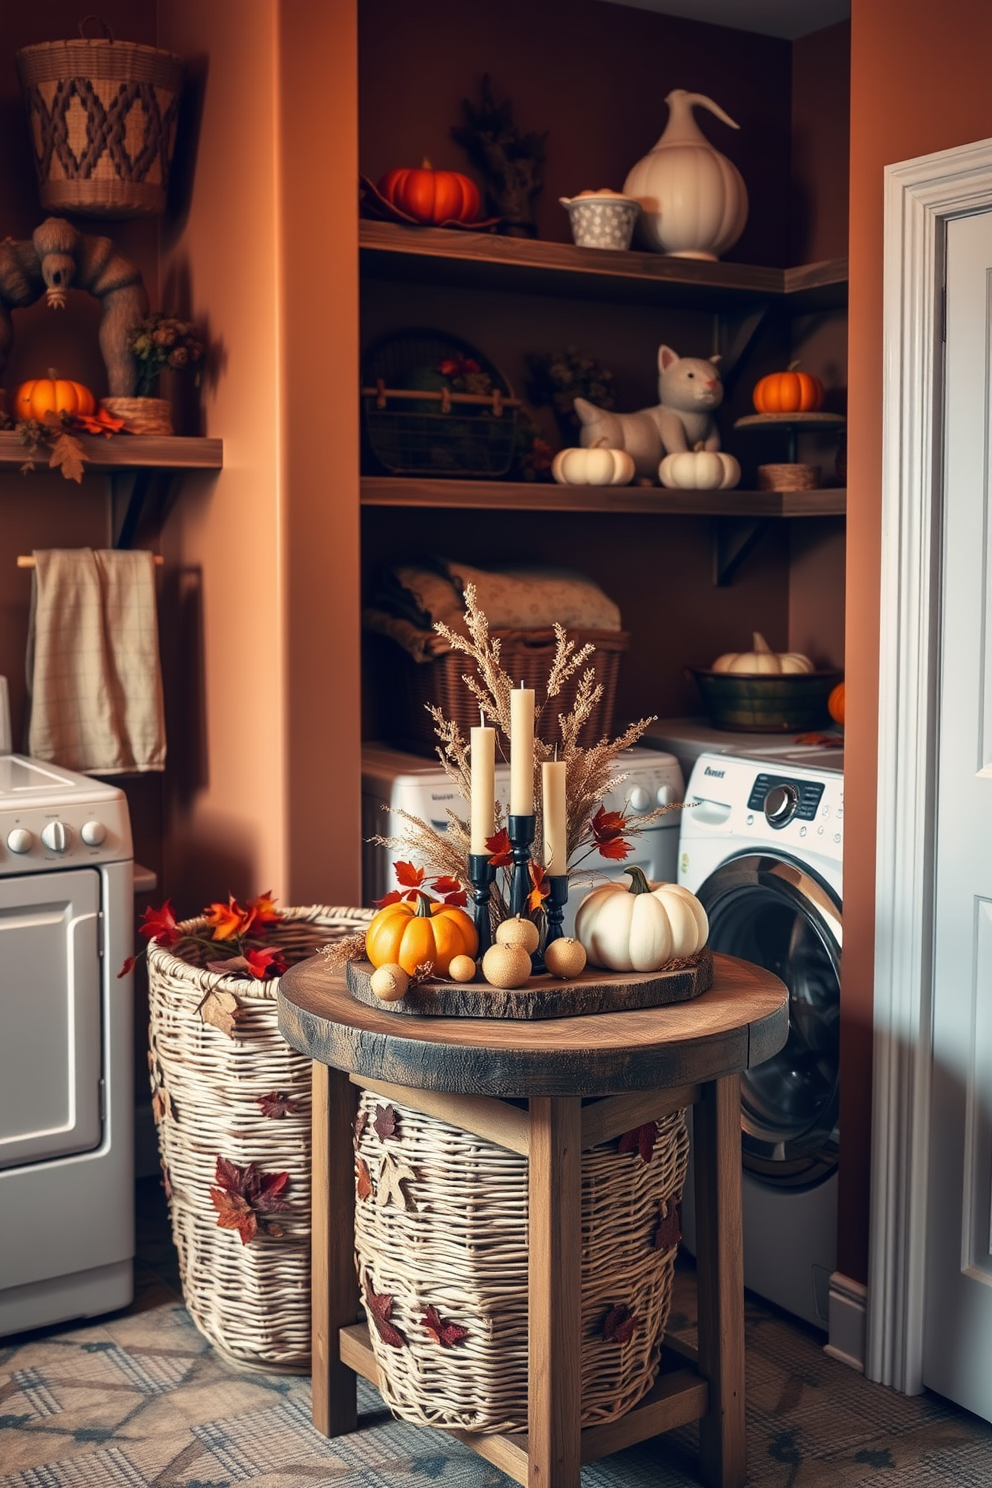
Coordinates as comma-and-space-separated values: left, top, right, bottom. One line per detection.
923, 208, 992, 1417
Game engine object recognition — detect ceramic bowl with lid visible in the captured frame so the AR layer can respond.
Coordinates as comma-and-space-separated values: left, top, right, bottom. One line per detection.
560, 191, 640, 250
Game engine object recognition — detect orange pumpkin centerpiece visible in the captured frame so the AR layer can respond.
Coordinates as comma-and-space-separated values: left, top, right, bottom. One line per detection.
752, 361, 825, 415
14, 374, 96, 422
377, 158, 482, 226
365, 892, 478, 977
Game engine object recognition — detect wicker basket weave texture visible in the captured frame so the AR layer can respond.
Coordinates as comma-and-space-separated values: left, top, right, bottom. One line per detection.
354, 1091, 689, 1432
16, 37, 184, 217
147, 905, 373, 1373
385, 626, 629, 757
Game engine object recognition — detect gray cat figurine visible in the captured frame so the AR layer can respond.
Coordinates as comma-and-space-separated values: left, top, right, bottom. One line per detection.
573, 345, 724, 480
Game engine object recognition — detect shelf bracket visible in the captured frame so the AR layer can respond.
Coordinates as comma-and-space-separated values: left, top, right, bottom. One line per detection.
715, 304, 772, 391
711, 516, 770, 586
111, 468, 179, 548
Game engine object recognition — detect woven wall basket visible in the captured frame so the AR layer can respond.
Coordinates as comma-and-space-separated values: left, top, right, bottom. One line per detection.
16, 34, 184, 217
147, 905, 373, 1373
354, 1090, 689, 1433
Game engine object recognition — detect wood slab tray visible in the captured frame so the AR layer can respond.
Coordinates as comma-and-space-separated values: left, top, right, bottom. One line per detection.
345, 948, 713, 1021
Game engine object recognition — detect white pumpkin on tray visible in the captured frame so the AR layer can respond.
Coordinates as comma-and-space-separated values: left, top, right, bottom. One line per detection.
575, 866, 708, 973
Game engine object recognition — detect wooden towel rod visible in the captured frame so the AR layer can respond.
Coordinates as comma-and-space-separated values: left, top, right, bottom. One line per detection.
17, 554, 164, 568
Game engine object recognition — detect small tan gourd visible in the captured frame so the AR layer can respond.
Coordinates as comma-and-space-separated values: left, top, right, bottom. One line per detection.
543, 937, 587, 980
711, 631, 813, 675
482, 942, 532, 989
369, 962, 410, 1001
448, 954, 477, 983
495, 915, 541, 955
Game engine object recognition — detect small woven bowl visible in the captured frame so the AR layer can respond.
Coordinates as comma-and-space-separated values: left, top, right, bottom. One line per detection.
560, 194, 640, 251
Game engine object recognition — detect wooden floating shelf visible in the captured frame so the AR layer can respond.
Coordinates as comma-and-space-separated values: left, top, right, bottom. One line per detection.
360, 220, 848, 311
0, 432, 223, 474
361, 476, 846, 518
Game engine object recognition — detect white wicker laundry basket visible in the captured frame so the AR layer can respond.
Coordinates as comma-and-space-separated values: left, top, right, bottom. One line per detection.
147, 904, 373, 1372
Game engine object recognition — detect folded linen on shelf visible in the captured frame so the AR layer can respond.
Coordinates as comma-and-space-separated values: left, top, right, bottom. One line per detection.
26, 548, 166, 774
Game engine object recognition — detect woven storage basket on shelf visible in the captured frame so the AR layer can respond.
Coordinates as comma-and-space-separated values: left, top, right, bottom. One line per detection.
374, 625, 629, 757
362, 328, 520, 478
147, 905, 373, 1373
16, 29, 184, 218
354, 1090, 689, 1432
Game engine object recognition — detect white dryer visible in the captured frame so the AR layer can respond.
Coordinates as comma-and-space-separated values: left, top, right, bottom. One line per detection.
679, 749, 843, 1330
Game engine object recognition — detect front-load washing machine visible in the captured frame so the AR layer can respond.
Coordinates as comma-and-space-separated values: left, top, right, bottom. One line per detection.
679, 749, 842, 1330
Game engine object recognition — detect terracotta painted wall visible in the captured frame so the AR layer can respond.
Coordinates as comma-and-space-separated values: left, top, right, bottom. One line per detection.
843, 0, 992, 1284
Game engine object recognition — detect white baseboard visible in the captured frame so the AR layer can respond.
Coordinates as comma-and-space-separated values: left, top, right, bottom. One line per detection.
134, 1101, 160, 1179
825, 1270, 867, 1372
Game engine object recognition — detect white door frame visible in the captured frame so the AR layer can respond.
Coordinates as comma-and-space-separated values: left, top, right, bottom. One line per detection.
869, 136, 992, 1392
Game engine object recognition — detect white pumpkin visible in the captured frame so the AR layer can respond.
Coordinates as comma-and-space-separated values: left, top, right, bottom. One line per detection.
659, 449, 740, 490
711, 631, 813, 675
574, 866, 708, 973
552, 442, 635, 487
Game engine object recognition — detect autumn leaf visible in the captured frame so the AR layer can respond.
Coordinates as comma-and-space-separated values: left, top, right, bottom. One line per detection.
598, 836, 633, 861
203, 895, 249, 941
602, 1304, 638, 1344
356, 1156, 373, 1200
196, 987, 245, 1037
160, 1160, 173, 1200
73, 408, 125, 436
256, 1091, 299, 1118
374, 889, 404, 907
527, 861, 550, 914
618, 1124, 657, 1165
591, 807, 633, 860
364, 1278, 406, 1347
355, 1110, 368, 1144
245, 946, 287, 980
655, 1201, 682, 1252
243, 889, 281, 932
139, 900, 181, 946
210, 1155, 290, 1244
395, 861, 426, 889
151, 1088, 169, 1124
377, 1153, 418, 1210
486, 827, 513, 868
423, 1305, 469, 1348
206, 956, 250, 976
48, 431, 86, 483
118, 954, 138, 980
211, 1187, 257, 1244
440, 887, 468, 907
373, 1103, 398, 1142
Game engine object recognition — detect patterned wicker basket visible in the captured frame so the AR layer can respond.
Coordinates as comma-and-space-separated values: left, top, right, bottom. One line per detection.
147, 905, 373, 1373
354, 1090, 689, 1432
16, 29, 184, 218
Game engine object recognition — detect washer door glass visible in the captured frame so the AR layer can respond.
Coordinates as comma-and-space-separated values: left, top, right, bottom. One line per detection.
696, 853, 841, 1187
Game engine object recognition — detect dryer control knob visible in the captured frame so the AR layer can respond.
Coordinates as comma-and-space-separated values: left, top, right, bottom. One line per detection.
629, 786, 652, 813
42, 820, 71, 853
763, 784, 799, 827
6, 827, 33, 854
656, 784, 675, 806
81, 820, 107, 847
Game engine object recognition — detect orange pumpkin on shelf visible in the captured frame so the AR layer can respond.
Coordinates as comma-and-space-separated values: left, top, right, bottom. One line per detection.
365, 892, 478, 977
377, 158, 482, 225
828, 681, 846, 727
14, 375, 96, 422
752, 362, 825, 415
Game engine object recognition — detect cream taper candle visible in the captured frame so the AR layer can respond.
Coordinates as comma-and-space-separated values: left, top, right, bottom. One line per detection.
542, 760, 567, 874
470, 724, 496, 854
509, 684, 535, 816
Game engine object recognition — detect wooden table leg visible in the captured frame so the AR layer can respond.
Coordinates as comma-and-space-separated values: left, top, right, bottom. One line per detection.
311, 1062, 359, 1436
693, 1074, 746, 1488
528, 1096, 583, 1488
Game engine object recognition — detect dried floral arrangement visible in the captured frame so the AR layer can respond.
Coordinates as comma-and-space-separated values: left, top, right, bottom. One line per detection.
129, 312, 204, 398
366, 583, 671, 930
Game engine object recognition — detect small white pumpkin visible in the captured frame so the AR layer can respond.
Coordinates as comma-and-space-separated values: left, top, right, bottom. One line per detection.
574, 866, 708, 973
711, 631, 813, 675
659, 448, 740, 490
552, 439, 636, 487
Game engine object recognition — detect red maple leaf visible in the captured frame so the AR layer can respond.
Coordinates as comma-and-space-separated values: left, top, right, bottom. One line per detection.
364, 1278, 406, 1347
440, 887, 468, 906
374, 889, 404, 907
618, 1124, 657, 1164
598, 836, 633, 861
602, 1304, 638, 1343
356, 1156, 373, 1200
431, 876, 462, 896
486, 828, 513, 868
210, 1155, 290, 1244
203, 896, 249, 941
243, 890, 281, 933
138, 900, 181, 946
211, 1186, 257, 1245
655, 1202, 682, 1252
395, 861, 426, 889
373, 1104, 398, 1142
591, 806, 628, 843
527, 861, 550, 914
117, 954, 138, 980
423, 1305, 470, 1348
256, 1091, 299, 1118
72, 407, 126, 436
245, 946, 287, 980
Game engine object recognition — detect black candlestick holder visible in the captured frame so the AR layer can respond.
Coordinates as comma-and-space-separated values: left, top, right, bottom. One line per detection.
467, 852, 496, 957
507, 814, 536, 918
543, 875, 570, 952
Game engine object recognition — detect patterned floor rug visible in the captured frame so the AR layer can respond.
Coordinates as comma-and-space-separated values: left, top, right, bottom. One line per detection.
2, 1180, 991, 1486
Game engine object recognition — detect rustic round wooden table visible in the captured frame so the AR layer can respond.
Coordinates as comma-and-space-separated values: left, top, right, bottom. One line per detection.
278, 951, 788, 1488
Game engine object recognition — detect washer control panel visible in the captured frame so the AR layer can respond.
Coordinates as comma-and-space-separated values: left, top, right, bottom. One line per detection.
747, 772, 825, 829
0, 799, 131, 871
